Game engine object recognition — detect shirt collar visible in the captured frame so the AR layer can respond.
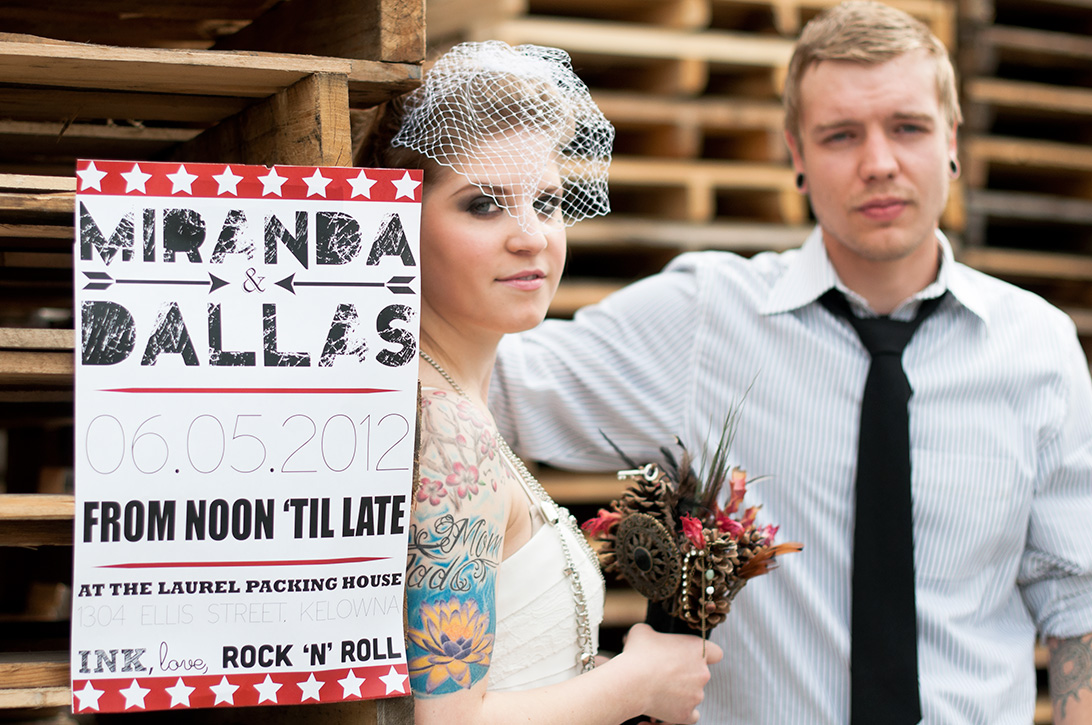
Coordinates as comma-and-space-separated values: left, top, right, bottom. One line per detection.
761, 226, 990, 326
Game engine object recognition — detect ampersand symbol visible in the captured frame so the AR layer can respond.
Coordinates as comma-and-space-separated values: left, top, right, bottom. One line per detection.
242, 267, 266, 293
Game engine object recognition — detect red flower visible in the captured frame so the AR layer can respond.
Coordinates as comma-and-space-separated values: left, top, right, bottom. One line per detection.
741, 505, 760, 529
724, 467, 748, 515
680, 514, 706, 550
715, 511, 745, 539
582, 509, 621, 538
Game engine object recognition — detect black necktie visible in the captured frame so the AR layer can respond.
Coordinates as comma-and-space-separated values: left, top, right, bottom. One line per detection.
819, 288, 946, 725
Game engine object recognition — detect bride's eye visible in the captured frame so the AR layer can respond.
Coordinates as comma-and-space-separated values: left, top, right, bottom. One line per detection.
533, 191, 562, 221
467, 195, 501, 216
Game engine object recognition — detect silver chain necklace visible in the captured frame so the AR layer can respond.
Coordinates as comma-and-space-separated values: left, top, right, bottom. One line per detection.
420, 350, 601, 673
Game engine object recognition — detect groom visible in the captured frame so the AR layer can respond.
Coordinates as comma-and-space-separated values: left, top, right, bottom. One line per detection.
491, 1, 1092, 722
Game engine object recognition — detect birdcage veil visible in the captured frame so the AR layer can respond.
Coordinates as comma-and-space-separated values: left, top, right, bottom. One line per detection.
391, 40, 614, 231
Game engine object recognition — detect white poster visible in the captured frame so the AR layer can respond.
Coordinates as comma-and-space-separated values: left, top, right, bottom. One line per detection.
71, 159, 421, 714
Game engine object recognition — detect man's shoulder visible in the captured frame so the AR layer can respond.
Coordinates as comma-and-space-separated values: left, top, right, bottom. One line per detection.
663, 248, 798, 290
951, 260, 1076, 336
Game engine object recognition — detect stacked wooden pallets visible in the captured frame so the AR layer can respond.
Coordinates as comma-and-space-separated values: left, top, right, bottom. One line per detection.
958, 0, 1092, 356
0, 1, 423, 720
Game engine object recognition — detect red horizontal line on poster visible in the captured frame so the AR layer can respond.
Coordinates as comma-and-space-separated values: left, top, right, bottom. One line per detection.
101, 556, 389, 569
102, 388, 396, 394
75, 159, 423, 203
72, 664, 410, 712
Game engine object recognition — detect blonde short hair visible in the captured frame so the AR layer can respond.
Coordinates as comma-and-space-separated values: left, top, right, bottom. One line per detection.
783, 0, 962, 146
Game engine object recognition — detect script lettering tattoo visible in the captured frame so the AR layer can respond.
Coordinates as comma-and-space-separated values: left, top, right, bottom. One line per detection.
407, 514, 502, 592
1049, 634, 1092, 719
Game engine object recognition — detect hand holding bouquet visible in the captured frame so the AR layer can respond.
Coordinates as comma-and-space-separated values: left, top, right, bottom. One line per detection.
583, 415, 802, 639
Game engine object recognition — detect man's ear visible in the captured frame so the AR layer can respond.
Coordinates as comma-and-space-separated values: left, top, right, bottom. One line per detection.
785, 130, 806, 193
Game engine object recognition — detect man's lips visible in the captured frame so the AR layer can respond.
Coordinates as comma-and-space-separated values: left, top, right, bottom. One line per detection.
856, 197, 911, 221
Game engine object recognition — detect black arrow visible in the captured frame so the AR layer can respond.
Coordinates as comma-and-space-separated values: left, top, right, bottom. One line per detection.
275, 274, 415, 295
82, 271, 228, 293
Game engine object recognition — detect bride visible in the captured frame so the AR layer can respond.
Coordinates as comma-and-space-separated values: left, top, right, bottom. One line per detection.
363, 41, 722, 724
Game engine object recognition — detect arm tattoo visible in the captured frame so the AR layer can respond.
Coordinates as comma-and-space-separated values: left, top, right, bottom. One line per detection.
1049, 633, 1092, 719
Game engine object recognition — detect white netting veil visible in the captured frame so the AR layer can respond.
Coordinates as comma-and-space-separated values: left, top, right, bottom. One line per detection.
391, 40, 614, 231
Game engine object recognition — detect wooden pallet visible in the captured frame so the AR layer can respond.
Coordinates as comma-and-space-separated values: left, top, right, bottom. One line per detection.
0, 0, 424, 62
477, 17, 794, 96
596, 91, 787, 162
0, 36, 420, 175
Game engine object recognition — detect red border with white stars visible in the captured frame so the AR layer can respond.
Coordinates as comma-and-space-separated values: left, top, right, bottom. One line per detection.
75, 159, 422, 203
72, 664, 409, 712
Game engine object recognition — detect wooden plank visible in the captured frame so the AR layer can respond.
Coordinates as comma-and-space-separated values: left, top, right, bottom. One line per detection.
482, 17, 795, 68
0, 38, 419, 104
0, 328, 74, 351
595, 91, 784, 130
959, 247, 1092, 282
539, 470, 627, 503
172, 72, 353, 167
529, 0, 711, 29
0, 2, 272, 49
965, 78, 1092, 118
425, 0, 526, 44
0, 652, 68, 688
0, 191, 73, 218
0, 686, 69, 709
215, 0, 425, 63
0, 350, 73, 386
568, 216, 810, 252
0, 494, 74, 520
967, 136, 1092, 174
0, 175, 75, 192
0, 251, 69, 268
0, 87, 249, 124
0, 223, 71, 239
965, 189, 1092, 225
982, 25, 1092, 65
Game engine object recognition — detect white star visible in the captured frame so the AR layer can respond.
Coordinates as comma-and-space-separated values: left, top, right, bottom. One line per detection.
253, 674, 282, 704
297, 673, 325, 702
337, 669, 365, 698
76, 161, 108, 191
166, 164, 199, 194
379, 666, 408, 695
392, 171, 422, 200
73, 681, 104, 711
209, 675, 239, 705
259, 167, 288, 196
121, 163, 152, 194
213, 166, 244, 196
119, 679, 151, 709
303, 168, 332, 197
165, 677, 195, 708
348, 170, 377, 198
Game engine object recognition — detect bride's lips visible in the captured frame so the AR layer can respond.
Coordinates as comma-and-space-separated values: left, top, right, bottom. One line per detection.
856, 196, 911, 222
497, 269, 547, 291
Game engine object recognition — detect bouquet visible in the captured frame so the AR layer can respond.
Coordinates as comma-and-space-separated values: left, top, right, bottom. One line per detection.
583, 414, 802, 640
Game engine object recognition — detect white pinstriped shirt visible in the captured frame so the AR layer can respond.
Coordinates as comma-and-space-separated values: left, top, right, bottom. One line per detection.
491, 227, 1092, 724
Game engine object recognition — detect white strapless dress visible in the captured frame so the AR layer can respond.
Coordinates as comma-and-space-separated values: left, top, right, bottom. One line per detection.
488, 498, 605, 691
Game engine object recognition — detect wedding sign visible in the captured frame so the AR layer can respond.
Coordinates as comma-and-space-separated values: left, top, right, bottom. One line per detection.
71, 159, 421, 713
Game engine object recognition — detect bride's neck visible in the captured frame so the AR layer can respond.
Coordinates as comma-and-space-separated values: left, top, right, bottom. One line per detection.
419, 328, 498, 407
